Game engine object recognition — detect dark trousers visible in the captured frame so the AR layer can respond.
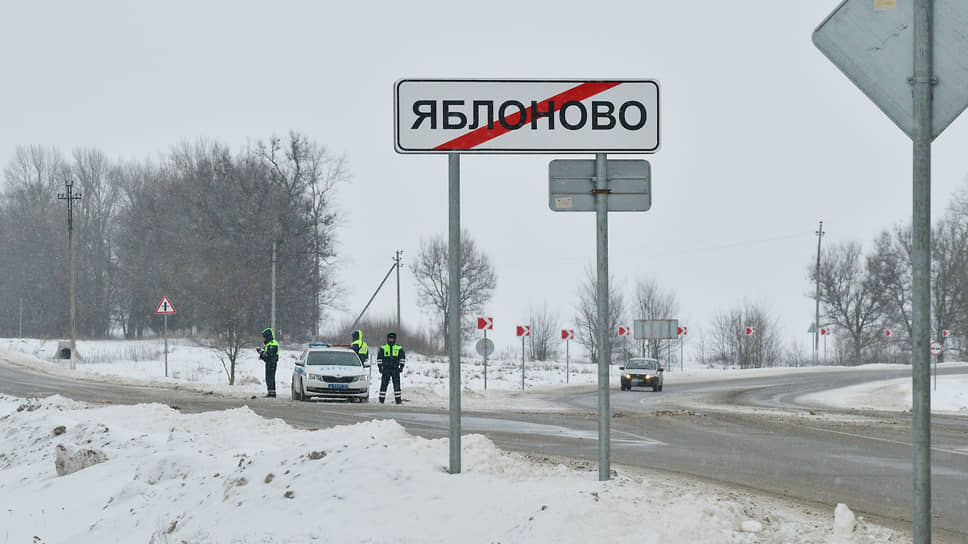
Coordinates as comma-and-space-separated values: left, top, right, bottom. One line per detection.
379, 371, 402, 403
264, 361, 277, 393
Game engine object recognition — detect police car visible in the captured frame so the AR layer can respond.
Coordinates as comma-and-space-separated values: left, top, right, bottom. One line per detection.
291, 344, 370, 402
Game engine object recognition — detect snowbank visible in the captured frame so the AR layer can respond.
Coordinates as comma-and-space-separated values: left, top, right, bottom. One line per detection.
0, 394, 906, 543
799, 367, 968, 413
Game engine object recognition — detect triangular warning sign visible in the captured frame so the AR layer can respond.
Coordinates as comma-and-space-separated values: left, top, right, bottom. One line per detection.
155, 296, 176, 315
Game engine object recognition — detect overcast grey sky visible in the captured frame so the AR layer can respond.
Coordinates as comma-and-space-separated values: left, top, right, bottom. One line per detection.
3, 1, 967, 358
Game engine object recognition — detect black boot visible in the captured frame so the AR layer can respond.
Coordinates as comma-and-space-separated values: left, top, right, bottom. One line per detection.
267, 391, 276, 398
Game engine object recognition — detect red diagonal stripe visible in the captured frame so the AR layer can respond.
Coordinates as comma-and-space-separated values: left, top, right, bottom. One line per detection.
433, 81, 623, 150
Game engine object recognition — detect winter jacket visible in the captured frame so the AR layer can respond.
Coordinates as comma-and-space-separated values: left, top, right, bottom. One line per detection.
260, 328, 279, 365
377, 342, 405, 373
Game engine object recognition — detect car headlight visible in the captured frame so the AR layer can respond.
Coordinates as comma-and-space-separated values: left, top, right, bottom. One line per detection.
645, 374, 652, 380
625, 374, 631, 380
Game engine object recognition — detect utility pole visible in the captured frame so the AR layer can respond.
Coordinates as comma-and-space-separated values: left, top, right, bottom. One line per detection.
57, 178, 81, 369
814, 220, 824, 365
394, 250, 403, 331
271, 240, 277, 333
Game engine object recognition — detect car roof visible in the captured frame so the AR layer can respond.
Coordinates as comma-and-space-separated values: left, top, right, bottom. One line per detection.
306, 345, 355, 353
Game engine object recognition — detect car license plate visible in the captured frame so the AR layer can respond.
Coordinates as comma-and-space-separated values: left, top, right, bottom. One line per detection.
328, 384, 349, 390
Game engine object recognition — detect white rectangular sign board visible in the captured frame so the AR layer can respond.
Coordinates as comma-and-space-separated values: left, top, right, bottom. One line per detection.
634, 319, 678, 340
394, 79, 660, 154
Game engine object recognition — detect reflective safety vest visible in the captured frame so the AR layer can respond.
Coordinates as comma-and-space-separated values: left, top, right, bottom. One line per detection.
381, 344, 402, 358
352, 330, 368, 355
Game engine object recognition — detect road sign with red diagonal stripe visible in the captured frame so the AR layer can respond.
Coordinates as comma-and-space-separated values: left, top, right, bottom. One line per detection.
395, 79, 660, 154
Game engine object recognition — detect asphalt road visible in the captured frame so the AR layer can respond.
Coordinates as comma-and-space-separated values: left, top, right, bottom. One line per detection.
1, 357, 966, 541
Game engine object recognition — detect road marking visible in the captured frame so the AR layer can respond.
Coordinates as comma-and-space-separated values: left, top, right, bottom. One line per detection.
799, 424, 968, 458
613, 428, 666, 446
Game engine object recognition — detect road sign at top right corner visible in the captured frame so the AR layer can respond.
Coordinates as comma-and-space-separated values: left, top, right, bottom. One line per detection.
813, 0, 968, 140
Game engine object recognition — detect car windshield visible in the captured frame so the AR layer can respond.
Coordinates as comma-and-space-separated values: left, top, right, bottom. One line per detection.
626, 359, 657, 370
306, 351, 361, 367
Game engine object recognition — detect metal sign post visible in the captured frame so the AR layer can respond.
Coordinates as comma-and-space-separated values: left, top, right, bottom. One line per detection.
516, 325, 530, 390
484, 327, 488, 390
447, 153, 461, 475
566, 335, 570, 384
561, 329, 574, 384
594, 154, 610, 481
155, 296, 176, 378
477, 317, 493, 390
910, 6, 933, 540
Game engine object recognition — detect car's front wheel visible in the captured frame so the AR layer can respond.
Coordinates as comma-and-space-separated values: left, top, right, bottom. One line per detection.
292, 378, 305, 401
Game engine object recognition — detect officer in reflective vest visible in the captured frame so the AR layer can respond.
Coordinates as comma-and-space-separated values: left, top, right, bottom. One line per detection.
257, 327, 279, 397
377, 331, 406, 404
351, 330, 368, 364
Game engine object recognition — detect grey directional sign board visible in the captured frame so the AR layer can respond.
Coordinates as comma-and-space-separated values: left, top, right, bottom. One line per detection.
634, 319, 678, 340
813, 0, 968, 140
549, 159, 651, 212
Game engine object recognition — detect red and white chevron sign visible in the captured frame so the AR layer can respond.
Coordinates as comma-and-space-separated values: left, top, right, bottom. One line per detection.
561, 329, 574, 340
745, 327, 756, 336
885, 329, 894, 337
477, 317, 493, 330
516, 325, 531, 337
942, 329, 951, 337
395, 79, 660, 154
618, 326, 631, 336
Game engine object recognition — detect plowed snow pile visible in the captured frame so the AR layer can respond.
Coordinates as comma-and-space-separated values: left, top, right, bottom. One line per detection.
0, 394, 906, 543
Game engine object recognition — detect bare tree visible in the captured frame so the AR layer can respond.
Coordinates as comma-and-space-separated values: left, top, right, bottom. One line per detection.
810, 240, 884, 364
256, 132, 348, 336
527, 300, 559, 361
0, 146, 70, 337
72, 148, 120, 337
412, 229, 497, 351
709, 300, 783, 368
632, 277, 679, 360
574, 266, 625, 363
931, 214, 968, 361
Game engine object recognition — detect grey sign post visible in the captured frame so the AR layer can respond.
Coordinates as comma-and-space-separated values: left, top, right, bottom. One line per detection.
814, 2, 968, 541
476, 335, 494, 390
549, 156, 654, 481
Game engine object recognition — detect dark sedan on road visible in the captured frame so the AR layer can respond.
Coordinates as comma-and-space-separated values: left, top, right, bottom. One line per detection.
619, 357, 663, 392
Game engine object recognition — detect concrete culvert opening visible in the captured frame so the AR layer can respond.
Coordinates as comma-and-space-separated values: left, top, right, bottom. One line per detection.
56, 341, 72, 360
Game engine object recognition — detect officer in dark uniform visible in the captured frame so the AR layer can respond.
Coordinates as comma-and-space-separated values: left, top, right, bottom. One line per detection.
350, 330, 368, 364
377, 331, 406, 404
257, 327, 279, 397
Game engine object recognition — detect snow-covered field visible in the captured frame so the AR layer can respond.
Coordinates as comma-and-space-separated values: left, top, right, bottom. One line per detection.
1, 337, 964, 542
0, 394, 902, 543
